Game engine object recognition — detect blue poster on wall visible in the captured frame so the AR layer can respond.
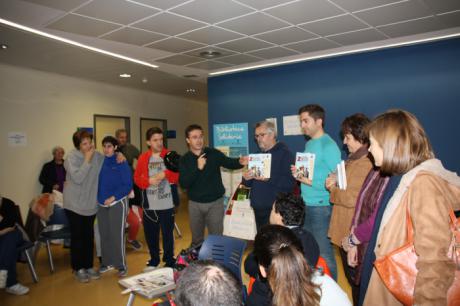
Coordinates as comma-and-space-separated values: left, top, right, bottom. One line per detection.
213, 123, 248, 158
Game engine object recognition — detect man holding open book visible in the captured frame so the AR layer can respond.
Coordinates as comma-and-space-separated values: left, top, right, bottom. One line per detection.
242, 120, 295, 230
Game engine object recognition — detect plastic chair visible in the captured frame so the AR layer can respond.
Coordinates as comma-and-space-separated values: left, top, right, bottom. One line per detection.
17, 240, 39, 282
37, 205, 71, 273
316, 256, 332, 278
198, 235, 247, 283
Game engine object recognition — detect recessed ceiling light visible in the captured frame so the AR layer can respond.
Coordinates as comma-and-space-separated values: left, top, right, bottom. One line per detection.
199, 51, 221, 59
0, 18, 158, 69
119, 73, 131, 78
186, 88, 196, 93
0, 44, 7, 50
142, 77, 148, 83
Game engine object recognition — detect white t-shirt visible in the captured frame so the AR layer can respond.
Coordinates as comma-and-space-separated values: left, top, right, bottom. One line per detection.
312, 272, 352, 306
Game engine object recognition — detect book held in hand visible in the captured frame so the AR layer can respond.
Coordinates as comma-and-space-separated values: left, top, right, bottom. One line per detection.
337, 160, 347, 190
295, 152, 315, 180
248, 153, 271, 179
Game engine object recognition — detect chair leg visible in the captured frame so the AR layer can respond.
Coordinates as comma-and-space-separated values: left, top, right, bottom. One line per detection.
174, 222, 182, 238
45, 240, 55, 273
24, 249, 39, 283
126, 292, 136, 306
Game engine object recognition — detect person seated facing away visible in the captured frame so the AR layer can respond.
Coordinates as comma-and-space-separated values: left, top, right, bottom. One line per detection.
0, 197, 29, 295
245, 192, 319, 277
247, 224, 351, 306
39, 146, 66, 193
175, 260, 242, 306
245, 193, 320, 306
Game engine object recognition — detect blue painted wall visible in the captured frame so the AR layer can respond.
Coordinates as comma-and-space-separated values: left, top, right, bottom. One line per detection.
208, 38, 460, 173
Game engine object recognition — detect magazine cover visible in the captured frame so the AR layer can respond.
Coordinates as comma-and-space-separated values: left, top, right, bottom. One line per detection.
248, 154, 271, 179
119, 267, 175, 299
295, 152, 315, 180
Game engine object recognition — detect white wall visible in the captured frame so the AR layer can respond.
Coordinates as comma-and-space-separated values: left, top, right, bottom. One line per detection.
0, 63, 208, 216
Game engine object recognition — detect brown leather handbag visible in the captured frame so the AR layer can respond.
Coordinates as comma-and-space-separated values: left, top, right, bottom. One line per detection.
374, 205, 460, 306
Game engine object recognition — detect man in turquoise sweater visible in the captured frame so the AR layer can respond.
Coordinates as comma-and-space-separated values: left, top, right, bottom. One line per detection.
179, 124, 247, 248
292, 104, 341, 280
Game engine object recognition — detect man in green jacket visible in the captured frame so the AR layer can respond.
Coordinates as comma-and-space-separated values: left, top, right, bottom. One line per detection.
179, 124, 247, 248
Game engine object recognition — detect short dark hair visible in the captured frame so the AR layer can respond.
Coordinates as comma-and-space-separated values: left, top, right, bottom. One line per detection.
273, 193, 305, 226
185, 124, 203, 139
146, 127, 163, 141
341, 113, 371, 145
72, 130, 93, 149
298, 104, 325, 126
175, 260, 242, 306
102, 136, 118, 147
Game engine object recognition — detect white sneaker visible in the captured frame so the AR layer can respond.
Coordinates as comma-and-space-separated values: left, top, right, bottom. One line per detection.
6, 283, 29, 295
0, 270, 7, 288
143, 265, 158, 273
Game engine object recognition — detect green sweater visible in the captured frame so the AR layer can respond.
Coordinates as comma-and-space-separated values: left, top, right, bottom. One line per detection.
179, 147, 243, 203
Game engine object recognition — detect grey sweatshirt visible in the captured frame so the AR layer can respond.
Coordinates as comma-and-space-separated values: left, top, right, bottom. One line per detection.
63, 149, 104, 216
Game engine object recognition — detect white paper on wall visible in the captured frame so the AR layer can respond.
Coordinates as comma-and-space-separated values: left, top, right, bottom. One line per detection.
283, 115, 303, 136
8, 132, 27, 146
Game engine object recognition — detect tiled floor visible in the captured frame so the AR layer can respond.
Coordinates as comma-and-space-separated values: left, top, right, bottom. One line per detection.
1, 199, 351, 305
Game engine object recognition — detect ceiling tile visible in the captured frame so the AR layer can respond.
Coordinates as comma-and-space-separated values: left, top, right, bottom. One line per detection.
22, 0, 89, 11
216, 37, 274, 52
178, 26, 244, 45
156, 54, 202, 65
378, 16, 449, 38
170, 0, 254, 24
184, 46, 237, 59
218, 54, 263, 65
146, 37, 205, 52
254, 26, 317, 45
236, 0, 298, 10
328, 28, 387, 45
354, 0, 432, 27
265, 0, 345, 24
300, 14, 369, 36
328, 0, 402, 12
422, 0, 460, 14
46, 14, 120, 37
126, 0, 190, 10
218, 12, 290, 35
102, 27, 167, 45
437, 11, 460, 28
247, 46, 299, 59
186, 60, 232, 70
75, 0, 159, 25
284, 38, 340, 53
132, 12, 206, 36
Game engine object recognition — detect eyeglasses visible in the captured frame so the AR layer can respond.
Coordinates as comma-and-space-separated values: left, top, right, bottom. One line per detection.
255, 133, 267, 139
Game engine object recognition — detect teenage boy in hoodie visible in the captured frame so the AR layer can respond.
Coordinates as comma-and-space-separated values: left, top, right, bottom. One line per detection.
134, 127, 178, 271
97, 136, 132, 277
242, 120, 295, 229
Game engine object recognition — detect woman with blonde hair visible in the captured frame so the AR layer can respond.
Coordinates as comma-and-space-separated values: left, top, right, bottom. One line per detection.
360, 109, 460, 306
249, 224, 351, 306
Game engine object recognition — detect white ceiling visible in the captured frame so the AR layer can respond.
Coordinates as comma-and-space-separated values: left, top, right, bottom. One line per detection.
1, 0, 460, 101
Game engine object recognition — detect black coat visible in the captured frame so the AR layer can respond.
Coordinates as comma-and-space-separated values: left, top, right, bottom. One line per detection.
39, 160, 66, 193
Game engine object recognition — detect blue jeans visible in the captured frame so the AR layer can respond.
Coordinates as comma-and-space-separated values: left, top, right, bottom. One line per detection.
303, 205, 337, 280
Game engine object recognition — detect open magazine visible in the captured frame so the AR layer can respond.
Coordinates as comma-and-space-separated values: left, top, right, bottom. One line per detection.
294, 152, 315, 180
248, 153, 271, 179
119, 267, 175, 299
